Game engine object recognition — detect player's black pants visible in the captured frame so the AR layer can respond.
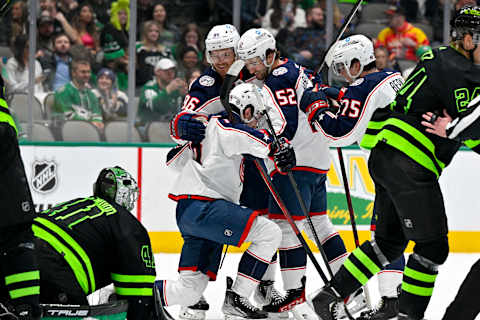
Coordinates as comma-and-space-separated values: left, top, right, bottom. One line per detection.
442, 258, 480, 320
331, 143, 449, 319
0, 124, 40, 314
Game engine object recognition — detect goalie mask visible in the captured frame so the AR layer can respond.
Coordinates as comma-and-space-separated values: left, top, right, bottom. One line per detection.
451, 6, 480, 45
229, 83, 266, 125
331, 34, 375, 80
93, 166, 139, 211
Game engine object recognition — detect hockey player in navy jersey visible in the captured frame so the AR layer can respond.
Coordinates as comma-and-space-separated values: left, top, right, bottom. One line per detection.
236, 28, 362, 318
299, 34, 406, 320
167, 24, 272, 320
155, 83, 296, 320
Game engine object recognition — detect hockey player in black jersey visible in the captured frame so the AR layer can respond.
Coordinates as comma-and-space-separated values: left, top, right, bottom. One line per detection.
30, 166, 163, 320
311, 6, 480, 320
0, 77, 41, 319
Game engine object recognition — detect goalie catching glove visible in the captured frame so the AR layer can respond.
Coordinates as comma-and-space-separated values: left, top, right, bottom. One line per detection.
269, 137, 296, 174
170, 113, 207, 143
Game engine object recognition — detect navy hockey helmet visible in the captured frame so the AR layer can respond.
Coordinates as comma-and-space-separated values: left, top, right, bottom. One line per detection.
93, 166, 139, 211
451, 6, 480, 44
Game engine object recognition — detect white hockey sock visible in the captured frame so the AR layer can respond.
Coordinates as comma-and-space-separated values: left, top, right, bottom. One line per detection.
233, 216, 281, 297
164, 271, 209, 306
378, 270, 403, 298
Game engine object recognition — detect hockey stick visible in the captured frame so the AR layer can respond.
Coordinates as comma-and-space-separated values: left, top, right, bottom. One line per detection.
253, 87, 334, 280
336, 148, 360, 248
220, 60, 331, 284
317, 0, 363, 74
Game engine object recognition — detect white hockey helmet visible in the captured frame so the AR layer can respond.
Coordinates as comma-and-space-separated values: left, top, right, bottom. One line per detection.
237, 28, 276, 67
330, 34, 375, 80
205, 24, 240, 64
229, 83, 266, 124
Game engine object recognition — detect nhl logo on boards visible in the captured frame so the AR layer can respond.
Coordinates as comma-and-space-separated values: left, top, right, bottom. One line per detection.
32, 160, 57, 194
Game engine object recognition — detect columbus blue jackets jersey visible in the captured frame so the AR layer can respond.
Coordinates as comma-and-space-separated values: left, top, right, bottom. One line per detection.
261, 59, 331, 173
301, 70, 404, 147
170, 66, 258, 144
169, 113, 273, 204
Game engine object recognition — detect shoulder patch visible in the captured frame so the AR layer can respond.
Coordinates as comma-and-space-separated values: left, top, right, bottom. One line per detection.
272, 67, 288, 76
199, 75, 215, 87
351, 78, 364, 86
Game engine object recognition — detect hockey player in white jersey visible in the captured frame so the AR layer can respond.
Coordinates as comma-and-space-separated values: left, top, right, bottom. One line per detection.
167, 24, 270, 320
237, 28, 360, 319
300, 35, 406, 319
155, 83, 296, 320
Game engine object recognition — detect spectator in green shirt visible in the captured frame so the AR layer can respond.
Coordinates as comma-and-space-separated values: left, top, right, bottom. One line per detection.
137, 58, 187, 126
53, 59, 104, 130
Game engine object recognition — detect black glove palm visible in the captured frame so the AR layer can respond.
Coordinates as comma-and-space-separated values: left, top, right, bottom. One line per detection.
271, 137, 296, 174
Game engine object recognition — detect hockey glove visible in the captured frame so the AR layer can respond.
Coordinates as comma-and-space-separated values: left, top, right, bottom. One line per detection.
270, 137, 296, 174
170, 113, 206, 143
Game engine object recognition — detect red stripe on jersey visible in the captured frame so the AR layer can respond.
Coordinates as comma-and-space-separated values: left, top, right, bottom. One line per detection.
206, 270, 217, 280
168, 194, 217, 202
237, 210, 261, 246
196, 96, 220, 112
216, 119, 269, 147
270, 166, 329, 177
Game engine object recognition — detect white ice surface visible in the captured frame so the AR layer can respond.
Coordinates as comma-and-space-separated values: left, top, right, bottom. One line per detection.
154, 252, 480, 320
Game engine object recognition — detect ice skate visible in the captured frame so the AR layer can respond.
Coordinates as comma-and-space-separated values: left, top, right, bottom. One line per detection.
179, 296, 210, 320
332, 288, 368, 319
291, 301, 319, 320
222, 276, 268, 320
254, 280, 289, 319
153, 280, 176, 320
396, 313, 424, 320
262, 276, 306, 314
357, 297, 398, 320
310, 284, 343, 320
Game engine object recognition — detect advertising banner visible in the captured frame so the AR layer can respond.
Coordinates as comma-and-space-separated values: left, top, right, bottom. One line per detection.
19, 144, 480, 252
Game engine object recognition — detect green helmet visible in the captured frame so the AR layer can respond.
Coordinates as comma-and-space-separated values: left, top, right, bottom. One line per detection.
93, 166, 138, 211
416, 45, 432, 58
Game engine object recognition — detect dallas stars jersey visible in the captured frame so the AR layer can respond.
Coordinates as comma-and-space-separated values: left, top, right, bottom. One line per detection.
361, 46, 480, 177
32, 197, 156, 297
303, 70, 403, 147
169, 113, 273, 204
261, 59, 331, 173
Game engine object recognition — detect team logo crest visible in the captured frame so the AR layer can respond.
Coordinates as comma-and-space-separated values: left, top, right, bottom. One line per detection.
224, 229, 233, 237
272, 67, 288, 76
199, 75, 215, 87
32, 160, 57, 193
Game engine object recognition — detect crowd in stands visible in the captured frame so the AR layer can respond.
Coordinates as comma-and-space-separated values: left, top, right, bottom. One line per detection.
0, 0, 467, 142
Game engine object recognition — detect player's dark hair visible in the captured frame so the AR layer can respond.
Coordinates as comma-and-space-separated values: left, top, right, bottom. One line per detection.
363, 61, 377, 71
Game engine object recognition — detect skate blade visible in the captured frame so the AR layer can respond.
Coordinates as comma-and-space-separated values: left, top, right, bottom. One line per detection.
268, 312, 289, 320
225, 314, 268, 320
291, 302, 318, 320
179, 309, 206, 320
